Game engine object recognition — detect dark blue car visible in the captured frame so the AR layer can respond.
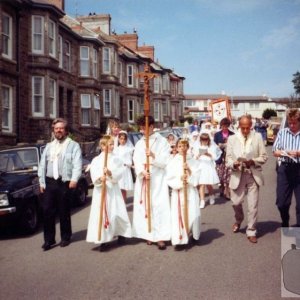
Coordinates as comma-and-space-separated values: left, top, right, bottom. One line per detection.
0, 144, 91, 234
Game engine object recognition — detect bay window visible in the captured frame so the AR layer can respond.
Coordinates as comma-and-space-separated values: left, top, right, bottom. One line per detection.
81, 94, 91, 125
80, 46, 89, 76
32, 76, 44, 117
2, 13, 12, 59
32, 16, 44, 54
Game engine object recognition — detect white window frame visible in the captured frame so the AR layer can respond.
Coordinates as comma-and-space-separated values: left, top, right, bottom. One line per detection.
154, 101, 160, 121
58, 35, 63, 68
127, 99, 134, 123
48, 19, 56, 57
103, 47, 111, 74
113, 49, 118, 75
154, 77, 160, 93
127, 64, 134, 87
92, 48, 98, 79
2, 85, 13, 132
249, 102, 259, 109
103, 89, 111, 116
49, 79, 57, 119
139, 98, 144, 114
2, 13, 13, 59
80, 94, 91, 126
32, 76, 45, 117
118, 61, 123, 84
178, 80, 183, 94
171, 81, 178, 97
64, 40, 71, 72
80, 46, 89, 77
162, 101, 167, 116
93, 94, 100, 127
171, 104, 176, 120
32, 15, 44, 54
162, 74, 169, 91
115, 90, 120, 118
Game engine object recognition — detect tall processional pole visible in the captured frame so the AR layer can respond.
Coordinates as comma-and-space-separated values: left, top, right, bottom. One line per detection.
137, 64, 156, 233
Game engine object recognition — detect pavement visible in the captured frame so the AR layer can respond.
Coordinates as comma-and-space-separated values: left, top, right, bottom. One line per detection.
0, 146, 297, 300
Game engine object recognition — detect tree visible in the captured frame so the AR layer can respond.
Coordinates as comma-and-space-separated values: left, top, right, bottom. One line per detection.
292, 71, 300, 96
262, 108, 277, 120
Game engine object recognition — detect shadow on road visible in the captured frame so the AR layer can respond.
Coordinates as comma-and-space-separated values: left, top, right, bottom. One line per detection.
197, 228, 225, 246
71, 229, 87, 242
257, 220, 281, 238
214, 196, 231, 205
89, 237, 143, 252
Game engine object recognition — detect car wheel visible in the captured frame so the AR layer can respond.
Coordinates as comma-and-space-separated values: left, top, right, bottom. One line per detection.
75, 180, 88, 206
20, 201, 39, 234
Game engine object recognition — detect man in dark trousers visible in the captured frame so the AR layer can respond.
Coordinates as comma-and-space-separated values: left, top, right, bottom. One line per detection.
273, 108, 300, 227
38, 118, 82, 251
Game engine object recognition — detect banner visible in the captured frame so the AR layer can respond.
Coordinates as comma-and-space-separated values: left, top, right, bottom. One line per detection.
210, 98, 231, 123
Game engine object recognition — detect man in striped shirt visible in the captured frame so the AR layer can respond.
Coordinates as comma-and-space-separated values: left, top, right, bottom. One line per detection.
273, 108, 300, 227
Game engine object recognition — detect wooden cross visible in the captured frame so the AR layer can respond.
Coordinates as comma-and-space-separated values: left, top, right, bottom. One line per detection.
136, 64, 156, 233
136, 64, 156, 114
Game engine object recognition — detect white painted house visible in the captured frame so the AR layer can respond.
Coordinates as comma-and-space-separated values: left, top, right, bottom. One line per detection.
184, 94, 289, 120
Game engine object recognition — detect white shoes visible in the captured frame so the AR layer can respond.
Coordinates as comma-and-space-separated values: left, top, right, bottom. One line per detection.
200, 197, 215, 208
200, 200, 205, 209
209, 197, 215, 205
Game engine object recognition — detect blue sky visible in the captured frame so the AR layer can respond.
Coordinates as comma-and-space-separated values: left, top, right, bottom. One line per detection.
65, 0, 300, 98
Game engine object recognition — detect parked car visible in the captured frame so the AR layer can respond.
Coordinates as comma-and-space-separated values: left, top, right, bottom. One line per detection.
0, 144, 91, 234
267, 122, 281, 144
128, 131, 143, 146
157, 127, 184, 140
84, 131, 143, 160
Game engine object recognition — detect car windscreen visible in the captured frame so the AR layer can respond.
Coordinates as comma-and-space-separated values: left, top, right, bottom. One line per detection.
0, 148, 39, 172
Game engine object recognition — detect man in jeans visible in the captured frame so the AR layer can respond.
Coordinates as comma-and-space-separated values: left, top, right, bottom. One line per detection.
38, 118, 82, 251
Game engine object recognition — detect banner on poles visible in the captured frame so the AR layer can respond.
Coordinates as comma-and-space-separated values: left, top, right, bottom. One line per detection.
210, 98, 231, 123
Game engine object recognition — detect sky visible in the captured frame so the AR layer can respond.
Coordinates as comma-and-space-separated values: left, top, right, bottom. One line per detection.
65, 0, 300, 98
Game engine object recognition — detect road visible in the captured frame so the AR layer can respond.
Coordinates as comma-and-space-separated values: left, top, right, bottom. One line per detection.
0, 147, 297, 300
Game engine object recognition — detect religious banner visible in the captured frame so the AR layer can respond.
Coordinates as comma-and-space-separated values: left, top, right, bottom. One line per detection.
210, 98, 231, 123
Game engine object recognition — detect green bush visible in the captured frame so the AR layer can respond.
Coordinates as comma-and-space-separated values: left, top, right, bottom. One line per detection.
262, 108, 277, 120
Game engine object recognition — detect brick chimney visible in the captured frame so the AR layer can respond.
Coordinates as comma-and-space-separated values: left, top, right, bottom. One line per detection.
115, 33, 138, 51
76, 14, 111, 35
115, 32, 155, 60
138, 45, 155, 61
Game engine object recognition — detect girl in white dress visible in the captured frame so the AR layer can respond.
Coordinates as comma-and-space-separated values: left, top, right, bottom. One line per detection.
114, 131, 134, 201
189, 131, 200, 158
166, 139, 201, 247
86, 135, 132, 250
197, 133, 220, 208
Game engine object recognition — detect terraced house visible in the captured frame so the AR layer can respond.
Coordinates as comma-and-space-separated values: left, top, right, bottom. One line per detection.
0, 0, 185, 146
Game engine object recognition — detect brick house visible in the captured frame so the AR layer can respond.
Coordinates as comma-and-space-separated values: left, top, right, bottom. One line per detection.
0, 0, 185, 146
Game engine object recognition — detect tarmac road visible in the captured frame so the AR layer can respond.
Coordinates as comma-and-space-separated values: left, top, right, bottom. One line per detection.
0, 147, 297, 300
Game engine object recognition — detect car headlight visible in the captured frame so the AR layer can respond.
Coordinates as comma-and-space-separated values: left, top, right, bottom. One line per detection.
0, 194, 9, 206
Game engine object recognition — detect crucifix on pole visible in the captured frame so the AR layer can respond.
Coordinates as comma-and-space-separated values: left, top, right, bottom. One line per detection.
136, 63, 156, 233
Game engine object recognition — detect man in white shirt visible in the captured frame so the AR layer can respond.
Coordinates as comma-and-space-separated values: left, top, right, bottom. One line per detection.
38, 118, 82, 251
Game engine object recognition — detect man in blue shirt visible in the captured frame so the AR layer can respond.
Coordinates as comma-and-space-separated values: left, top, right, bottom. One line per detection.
273, 109, 300, 227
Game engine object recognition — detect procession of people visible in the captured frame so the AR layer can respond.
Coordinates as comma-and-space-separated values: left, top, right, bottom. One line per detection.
38, 108, 300, 252
84, 113, 266, 250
